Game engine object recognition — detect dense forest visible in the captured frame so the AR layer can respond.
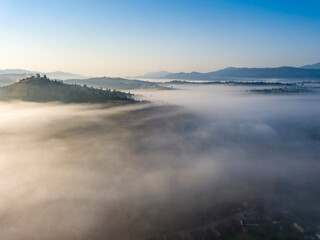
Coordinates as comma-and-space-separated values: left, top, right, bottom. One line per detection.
0, 74, 134, 103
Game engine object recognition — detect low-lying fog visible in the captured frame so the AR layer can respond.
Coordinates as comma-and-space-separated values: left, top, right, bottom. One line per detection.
0, 85, 319, 240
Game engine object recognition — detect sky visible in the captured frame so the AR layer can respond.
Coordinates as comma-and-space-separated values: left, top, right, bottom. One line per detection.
0, 0, 320, 77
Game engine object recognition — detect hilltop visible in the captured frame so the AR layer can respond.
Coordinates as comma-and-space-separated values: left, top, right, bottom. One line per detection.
0, 75, 134, 103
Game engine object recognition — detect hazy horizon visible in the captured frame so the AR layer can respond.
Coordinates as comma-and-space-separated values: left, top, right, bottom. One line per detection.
1, 62, 320, 79
1, 0, 320, 77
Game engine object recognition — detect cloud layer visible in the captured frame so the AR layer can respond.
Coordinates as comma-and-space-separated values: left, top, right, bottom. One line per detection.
0, 86, 319, 239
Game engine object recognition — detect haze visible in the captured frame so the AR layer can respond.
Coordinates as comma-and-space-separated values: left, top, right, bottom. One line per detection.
0, 86, 319, 239
1, 0, 320, 76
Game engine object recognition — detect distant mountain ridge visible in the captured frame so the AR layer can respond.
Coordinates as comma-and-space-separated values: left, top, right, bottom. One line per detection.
65, 77, 170, 90
0, 69, 36, 75
301, 62, 320, 69
161, 66, 320, 80
132, 71, 172, 79
0, 69, 86, 80
45, 71, 87, 80
0, 73, 30, 86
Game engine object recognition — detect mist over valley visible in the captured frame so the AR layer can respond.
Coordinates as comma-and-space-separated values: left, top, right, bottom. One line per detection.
0, 80, 319, 239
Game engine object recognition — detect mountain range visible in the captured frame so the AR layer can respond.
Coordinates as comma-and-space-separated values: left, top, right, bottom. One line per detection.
161, 66, 320, 80
132, 62, 320, 80
130, 71, 172, 79
0, 69, 87, 80
65, 77, 170, 90
301, 62, 320, 69
1, 61, 320, 86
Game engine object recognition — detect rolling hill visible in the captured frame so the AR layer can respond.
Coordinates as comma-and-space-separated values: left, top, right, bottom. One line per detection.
0, 76, 134, 103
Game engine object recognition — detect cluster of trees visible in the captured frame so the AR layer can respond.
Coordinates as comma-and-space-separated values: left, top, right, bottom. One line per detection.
169, 80, 294, 86
0, 75, 134, 103
250, 87, 311, 94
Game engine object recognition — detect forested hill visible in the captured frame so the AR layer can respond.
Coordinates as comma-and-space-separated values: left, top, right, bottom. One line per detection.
0, 75, 134, 103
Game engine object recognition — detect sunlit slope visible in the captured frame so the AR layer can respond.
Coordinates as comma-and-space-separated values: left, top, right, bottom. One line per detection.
0, 76, 134, 103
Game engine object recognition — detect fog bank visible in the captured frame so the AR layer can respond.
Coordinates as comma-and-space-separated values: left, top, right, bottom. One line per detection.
0, 86, 319, 239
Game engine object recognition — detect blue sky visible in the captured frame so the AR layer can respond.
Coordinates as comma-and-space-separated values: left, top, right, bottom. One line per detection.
0, 0, 319, 76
